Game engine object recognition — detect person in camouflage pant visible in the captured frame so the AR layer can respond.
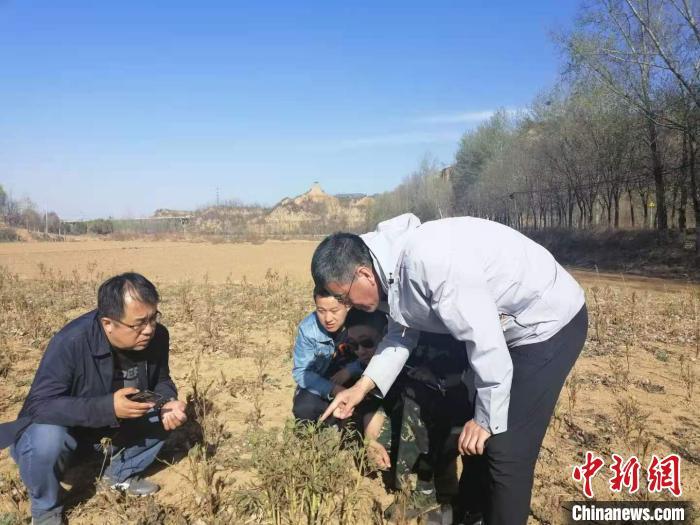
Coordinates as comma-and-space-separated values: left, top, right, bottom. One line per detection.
363, 332, 471, 521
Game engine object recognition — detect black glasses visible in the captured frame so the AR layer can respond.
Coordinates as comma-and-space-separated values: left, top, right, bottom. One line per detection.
343, 338, 377, 352
341, 338, 376, 352
112, 311, 161, 332
354, 338, 375, 349
333, 269, 357, 307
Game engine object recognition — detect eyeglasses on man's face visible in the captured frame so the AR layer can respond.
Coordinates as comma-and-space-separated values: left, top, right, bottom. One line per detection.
333, 269, 358, 307
112, 310, 161, 332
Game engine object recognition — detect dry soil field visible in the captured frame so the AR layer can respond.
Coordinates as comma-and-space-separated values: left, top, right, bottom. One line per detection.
0, 239, 698, 524
0, 239, 318, 283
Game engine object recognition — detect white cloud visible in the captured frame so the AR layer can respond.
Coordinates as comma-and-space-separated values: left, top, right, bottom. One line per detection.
291, 130, 462, 152
334, 130, 462, 149
414, 108, 523, 125
415, 110, 496, 124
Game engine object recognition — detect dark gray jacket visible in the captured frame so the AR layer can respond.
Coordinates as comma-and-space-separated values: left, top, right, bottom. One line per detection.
0, 310, 177, 449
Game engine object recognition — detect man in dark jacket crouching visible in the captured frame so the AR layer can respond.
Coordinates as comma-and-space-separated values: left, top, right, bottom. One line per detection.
0, 272, 187, 525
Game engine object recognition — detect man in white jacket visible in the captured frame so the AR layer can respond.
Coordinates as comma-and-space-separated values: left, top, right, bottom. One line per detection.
313, 214, 587, 525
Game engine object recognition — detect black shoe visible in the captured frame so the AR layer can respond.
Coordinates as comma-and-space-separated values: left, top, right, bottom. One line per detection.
454, 511, 486, 525
103, 475, 160, 496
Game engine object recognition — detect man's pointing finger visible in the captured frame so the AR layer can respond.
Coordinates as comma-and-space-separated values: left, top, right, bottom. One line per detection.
320, 398, 340, 422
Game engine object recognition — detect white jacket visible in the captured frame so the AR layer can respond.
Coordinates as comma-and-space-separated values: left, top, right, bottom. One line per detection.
360, 214, 585, 434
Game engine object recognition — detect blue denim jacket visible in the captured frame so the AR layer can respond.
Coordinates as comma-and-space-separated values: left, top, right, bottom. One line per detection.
292, 312, 364, 400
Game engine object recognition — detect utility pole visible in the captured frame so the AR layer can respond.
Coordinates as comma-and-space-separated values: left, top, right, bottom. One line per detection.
216, 187, 220, 207
45, 209, 48, 235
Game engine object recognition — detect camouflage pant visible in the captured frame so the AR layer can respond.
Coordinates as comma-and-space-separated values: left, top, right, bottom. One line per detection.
374, 383, 461, 499
376, 393, 428, 490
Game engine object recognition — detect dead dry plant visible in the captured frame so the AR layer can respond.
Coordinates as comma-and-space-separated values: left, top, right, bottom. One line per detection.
566, 371, 581, 414
68, 488, 184, 525
679, 355, 696, 401
175, 279, 196, 323
172, 350, 232, 522
608, 353, 630, 391
614, 395, 650, 446
232, 421, 382, 525
0, 470, 28, 523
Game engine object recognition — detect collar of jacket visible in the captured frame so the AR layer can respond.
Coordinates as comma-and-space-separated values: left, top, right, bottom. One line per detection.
89, 310, 114, 358
83, 310, 116, 393
360, 213, 422, 293
360, 213, 422, 326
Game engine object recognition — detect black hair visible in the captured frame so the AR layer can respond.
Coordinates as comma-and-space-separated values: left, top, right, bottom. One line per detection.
312, 284, 333, 300
311, 232, 373, 291
97, 272, 159, 320
345, 309, 388, 336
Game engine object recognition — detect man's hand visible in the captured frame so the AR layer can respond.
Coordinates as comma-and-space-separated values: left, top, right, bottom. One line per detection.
320, 376, 376, 421
113, 388, 154, 419
367, 440, 391, 470
330, 367, 352, 386
458, 419, 491, 456
160, 399, 188, 431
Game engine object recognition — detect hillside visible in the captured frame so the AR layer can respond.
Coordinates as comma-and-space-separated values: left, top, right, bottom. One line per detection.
261, 183, 372, 234
185, 183, 373, 236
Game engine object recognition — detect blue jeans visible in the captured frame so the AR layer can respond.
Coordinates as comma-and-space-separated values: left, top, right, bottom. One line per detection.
10, 413, 166, 520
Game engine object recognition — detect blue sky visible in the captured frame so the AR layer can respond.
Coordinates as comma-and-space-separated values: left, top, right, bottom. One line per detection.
0, 1, 578, 219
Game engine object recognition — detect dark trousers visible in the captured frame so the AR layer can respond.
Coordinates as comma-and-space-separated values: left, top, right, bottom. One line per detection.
292, 357, 352, 425
378, 379, 471, 497
10, 413, 167, 520
459, 305, 588, 525
292, 387, 331, 423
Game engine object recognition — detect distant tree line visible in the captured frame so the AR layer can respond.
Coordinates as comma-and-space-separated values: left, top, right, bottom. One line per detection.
0, 183, 118, 237
366, 156, 454, 227
369, 0, 700, 253
0, 184, 62, 234
62, 219, 114, 235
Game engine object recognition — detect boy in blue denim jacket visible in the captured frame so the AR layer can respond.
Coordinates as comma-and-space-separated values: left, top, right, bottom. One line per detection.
291, 287, 366, 422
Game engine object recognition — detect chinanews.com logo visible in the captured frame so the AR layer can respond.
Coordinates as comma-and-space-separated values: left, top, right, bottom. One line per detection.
563, 451, 694, 524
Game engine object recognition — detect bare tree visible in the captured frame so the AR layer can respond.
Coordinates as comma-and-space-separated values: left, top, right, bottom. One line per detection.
562, 0, 680, 229
622, 0, 700, 248
0, 185, 6, 217
368, 155, 453, 226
